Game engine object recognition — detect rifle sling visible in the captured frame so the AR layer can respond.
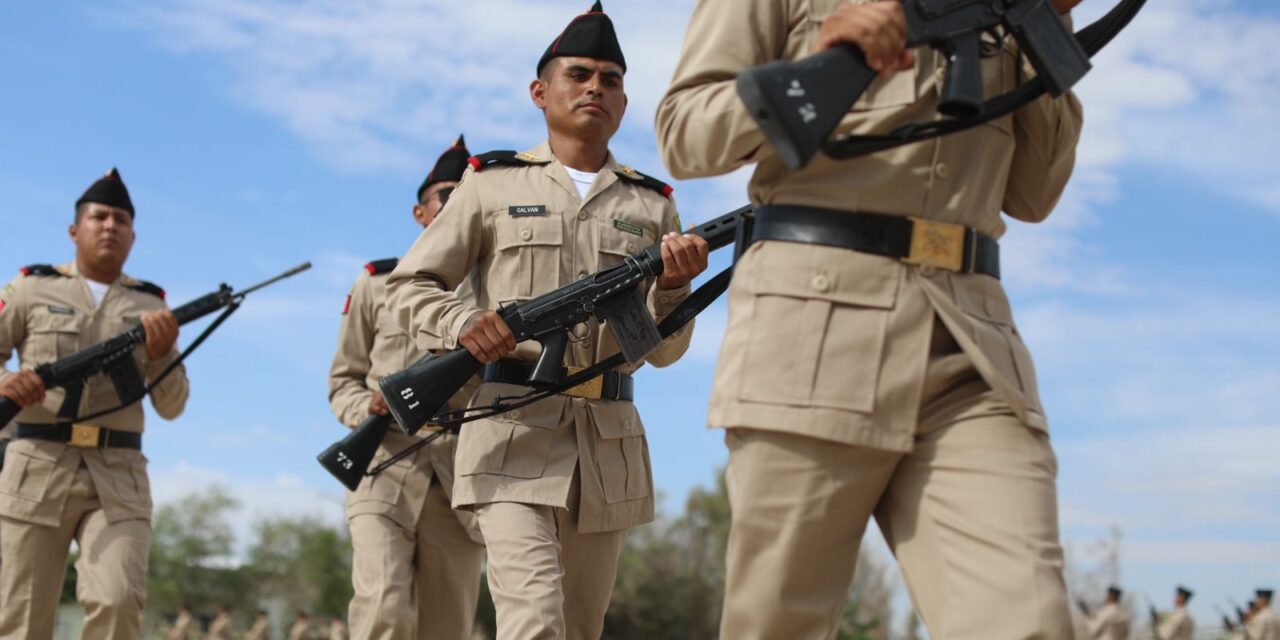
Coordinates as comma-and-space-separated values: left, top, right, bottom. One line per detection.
824, 0, 1148, 159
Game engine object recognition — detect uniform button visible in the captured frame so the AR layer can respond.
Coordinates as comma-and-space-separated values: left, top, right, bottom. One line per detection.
577, 211, 589, 221
935, 163, 950, 179
573, 397, 587, 408
984, 299, 995, 315
508, 409, 522, 420
626, 242, 636, 253
520, 227, 532, 241
658, 295, 671, 305
920, 264, 938, 277
578, 271, 589, 281
811, 274, 830, 292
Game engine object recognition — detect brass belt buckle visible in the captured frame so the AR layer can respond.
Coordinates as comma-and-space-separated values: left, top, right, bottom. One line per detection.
562, 366, 603, 400
69, 423, 102, 448
903, 217, 967, 272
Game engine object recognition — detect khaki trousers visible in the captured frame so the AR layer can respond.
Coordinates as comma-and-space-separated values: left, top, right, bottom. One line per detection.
720, 326, 1071, 640
0, 466, 149, 640
348, 481, 485, 640
475, 500, 627, 640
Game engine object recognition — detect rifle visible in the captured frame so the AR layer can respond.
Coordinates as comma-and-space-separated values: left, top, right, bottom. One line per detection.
1214, 604, 1237, 633
1144, 595, 1159, 639
379, 205, 752, 435
1076, 598, 1091, 617
0, 263, 312, 426
736, 0, 1100, 170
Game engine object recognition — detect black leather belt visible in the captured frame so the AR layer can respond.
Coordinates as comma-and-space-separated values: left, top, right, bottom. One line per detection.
483, 360, 634, 402
751, 205, 1000, 279
16, 423, 143, 450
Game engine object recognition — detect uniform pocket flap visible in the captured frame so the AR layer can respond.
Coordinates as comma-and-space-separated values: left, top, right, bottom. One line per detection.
475, 383, 567, 430
598, 221, 652, 257
586, 401, 644, 439
953, 276, 1015, 325
494, 216, 563, 251
29, 309, 80, 334
749, 244, 900, 309
11, 439, 61, 463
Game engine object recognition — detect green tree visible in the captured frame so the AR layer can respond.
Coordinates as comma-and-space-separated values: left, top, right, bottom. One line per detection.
147, 486, 255, 617
246, 514, 353, 618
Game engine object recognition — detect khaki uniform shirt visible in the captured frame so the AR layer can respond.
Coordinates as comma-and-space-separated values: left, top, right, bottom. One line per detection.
1157, 607, 1193, 640
288, 619, 311, 640
1250, 606, 1280, 640
0, 262, 188, 526
328, 265, 479, 539
656, 0, 1082, 449
243, 617, 270, 640
166, 611, 194, 640
386, 141, 693, 533
205, 611, 231, 639
1088, 603, 1131, 640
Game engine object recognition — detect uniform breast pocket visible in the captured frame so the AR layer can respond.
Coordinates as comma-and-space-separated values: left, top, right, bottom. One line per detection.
586, 402, 650, 504
736, 244, 901, 413
800, 0, 919, 114
25, 310, 81, 363
597, 219, 652, 269
493, 216, 564, 300
456, 385, 566, 479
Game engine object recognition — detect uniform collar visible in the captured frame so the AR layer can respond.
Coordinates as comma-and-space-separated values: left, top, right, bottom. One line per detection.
529, 140, 623, 209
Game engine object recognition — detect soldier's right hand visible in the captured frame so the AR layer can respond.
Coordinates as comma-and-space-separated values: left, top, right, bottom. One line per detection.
816, 0, 915, 77
368, 391, 389, 416
459, 310, 517, 364
0, 370, 46, 407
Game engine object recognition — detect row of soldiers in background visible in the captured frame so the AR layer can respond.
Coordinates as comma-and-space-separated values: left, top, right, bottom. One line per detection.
161, 606, 347, 640
1077, 585, 1277, 640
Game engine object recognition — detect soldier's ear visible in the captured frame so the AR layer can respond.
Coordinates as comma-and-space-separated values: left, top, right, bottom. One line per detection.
68, 222, 78, 242
530, 78, 547, 110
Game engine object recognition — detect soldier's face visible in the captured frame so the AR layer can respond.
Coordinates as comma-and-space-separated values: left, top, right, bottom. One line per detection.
414, 180, 458, 228
69, 202, 134, 271
532, 57, 627, 143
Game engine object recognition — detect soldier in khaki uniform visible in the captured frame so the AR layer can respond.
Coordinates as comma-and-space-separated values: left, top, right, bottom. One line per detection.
243, 610, 270, 640
386, 4, 708, 638
1155, 586, 1194, 640
1249, 589, 1279, 640
1084, 587, 1132, 640
166, 605, 195, 640
0, 168, 188, 639
206, 606, 232, 640
288, 611, 312, 640
657, 0, 1085, 637
329, 137, 486, 640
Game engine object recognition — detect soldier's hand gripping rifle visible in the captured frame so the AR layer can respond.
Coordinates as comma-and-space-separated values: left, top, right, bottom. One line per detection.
737, 0, 1146, 169
317, 206, 752, 488
377, 205, 751, 436
0, 263, 312, 425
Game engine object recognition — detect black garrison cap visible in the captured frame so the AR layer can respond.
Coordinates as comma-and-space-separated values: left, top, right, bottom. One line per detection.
1176, 586, 1193, 601
536, 1, 626, 76
76, 167, 134, 216
1259, 589, 1275, 603
418, 134, 470, 201
1107, 586, 1124, 600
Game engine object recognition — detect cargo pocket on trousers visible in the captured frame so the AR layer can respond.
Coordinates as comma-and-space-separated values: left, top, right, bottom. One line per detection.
457, 388, 565, 479
736, 248, 899, 413
0, 445, 58, 504
587, 402, 650, 504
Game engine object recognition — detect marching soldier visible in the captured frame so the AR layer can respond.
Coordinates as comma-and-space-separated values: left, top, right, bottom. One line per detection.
0, 168, 189, 639
328, 137, 486, 639
1084, 586, 1131, 640
288, 611, 312, 640
1155, 586, 1194, 640
243, 610, 270, 640
206, 606, 232, 640
656, 0, 1085, 637
1248, 589, 1278, 640
386, 3, 708, 638
166, 604, 195, 640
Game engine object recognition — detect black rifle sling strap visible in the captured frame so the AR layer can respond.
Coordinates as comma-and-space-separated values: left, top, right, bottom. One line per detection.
824, 0, 1148, 159
53, 300, 241, 425
369, 265, 737, 476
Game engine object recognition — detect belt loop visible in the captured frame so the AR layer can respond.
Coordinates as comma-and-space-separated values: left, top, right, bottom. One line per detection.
965, 229, 979, 274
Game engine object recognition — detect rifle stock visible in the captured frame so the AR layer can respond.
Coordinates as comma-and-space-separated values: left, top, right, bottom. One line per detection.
316, 413, 391, 492
380, 351, 483, 435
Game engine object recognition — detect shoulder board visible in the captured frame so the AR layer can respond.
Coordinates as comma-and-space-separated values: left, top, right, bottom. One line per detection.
467, 150, 549, 172
122, 277, 166, 300
613, 166, 674, 199
364, 258, 399, 275
19, 264, 68, 278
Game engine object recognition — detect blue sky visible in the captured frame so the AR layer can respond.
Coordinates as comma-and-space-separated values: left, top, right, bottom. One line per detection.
2, 0, 1277, 632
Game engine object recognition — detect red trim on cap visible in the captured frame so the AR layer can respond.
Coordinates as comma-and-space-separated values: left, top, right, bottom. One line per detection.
364, 263, 376, 275
158, 289, 167, 301
19, 267, 30, 276
468, 157, 482, 171
661, 184, 674, 198
342, 294, 352, 315
0, 300, 6, 314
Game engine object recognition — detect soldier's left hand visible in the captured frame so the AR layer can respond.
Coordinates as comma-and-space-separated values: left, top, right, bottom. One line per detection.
141, 309, 179, 360
656, 231, 710, 289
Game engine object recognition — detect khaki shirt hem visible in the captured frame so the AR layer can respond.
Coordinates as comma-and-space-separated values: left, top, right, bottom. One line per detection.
708, 402, 915, 452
